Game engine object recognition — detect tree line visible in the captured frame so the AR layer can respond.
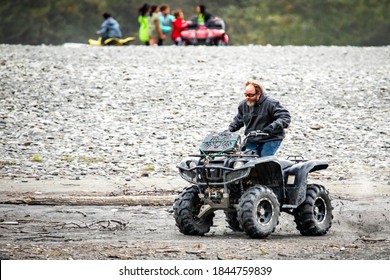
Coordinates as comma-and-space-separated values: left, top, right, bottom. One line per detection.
0, 0, 389, 46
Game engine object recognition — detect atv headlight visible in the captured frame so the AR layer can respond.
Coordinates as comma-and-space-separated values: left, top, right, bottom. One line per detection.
233, 161, 245, 169
177, 158, 199, 184
188, 161, 197, 169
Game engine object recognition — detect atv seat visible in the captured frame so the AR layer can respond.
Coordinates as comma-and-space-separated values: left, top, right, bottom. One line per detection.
186, 21, 198, 29
206, 19, 224, 29
278, 159, 295, 170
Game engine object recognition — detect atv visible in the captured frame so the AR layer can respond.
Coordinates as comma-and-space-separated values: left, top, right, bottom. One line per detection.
173, 131, 333, 239
180, 16, 229, 46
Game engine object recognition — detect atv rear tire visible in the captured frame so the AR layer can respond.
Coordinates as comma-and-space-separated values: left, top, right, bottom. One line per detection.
173, 186, 214, 236
238, 185, 280, 238
293, 184, 333, 236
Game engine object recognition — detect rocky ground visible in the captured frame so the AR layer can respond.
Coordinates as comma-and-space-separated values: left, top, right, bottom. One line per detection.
0, 196, 389, 260
0, 44, 389, 260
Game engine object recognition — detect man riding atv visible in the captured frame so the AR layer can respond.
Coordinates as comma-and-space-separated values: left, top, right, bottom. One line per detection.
173, 80, 334, 239
227, 81, 291, 156
173, 82, 333, 239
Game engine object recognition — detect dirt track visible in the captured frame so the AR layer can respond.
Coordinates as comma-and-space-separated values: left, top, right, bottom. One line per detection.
1, 192, 389, 260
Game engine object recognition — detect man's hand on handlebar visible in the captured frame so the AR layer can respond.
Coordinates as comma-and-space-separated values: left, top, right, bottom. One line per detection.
219, 130, 231, 135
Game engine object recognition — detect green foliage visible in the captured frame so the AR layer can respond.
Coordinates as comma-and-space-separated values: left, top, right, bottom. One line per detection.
0, 0, 388, 45
213, 0, 390, 46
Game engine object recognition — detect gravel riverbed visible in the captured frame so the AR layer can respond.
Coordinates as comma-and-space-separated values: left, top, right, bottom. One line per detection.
1, 44, 390, 261
0, 44, 389, 193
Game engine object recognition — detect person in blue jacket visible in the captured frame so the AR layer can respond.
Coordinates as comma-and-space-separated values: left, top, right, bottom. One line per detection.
158, 4, 174, 45
97, 12, 122, 45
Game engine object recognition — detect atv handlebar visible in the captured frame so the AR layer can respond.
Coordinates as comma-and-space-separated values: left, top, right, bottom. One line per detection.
247, 130, 269, 137
219, 130, 269, 137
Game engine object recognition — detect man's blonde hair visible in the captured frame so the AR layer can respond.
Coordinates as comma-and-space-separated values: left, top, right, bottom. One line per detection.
245, 81, 264, 95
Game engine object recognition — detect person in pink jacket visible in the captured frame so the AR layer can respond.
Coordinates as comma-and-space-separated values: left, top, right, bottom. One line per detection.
171, 9, 188, 45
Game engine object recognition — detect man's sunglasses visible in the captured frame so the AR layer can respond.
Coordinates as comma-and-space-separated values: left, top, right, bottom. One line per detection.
244, 93, 257, 97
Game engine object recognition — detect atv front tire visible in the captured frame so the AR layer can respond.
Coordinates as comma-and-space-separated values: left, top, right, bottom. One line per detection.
293, 184, 333, 236
173, 186, 214, 236
238, 185, 280, 238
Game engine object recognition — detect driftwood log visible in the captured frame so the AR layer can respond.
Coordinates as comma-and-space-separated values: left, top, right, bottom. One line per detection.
0, 193, 176, 206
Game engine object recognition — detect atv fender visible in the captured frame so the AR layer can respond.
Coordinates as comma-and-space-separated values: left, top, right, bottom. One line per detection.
284, 160, 328, 206
248, 156, 284, 185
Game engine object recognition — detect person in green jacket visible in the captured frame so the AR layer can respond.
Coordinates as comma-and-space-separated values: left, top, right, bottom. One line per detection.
138, 3, 150, 45
196, 4, 213, 26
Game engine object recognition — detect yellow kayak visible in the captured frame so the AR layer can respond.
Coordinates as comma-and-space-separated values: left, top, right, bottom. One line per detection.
88, 36, 135, 46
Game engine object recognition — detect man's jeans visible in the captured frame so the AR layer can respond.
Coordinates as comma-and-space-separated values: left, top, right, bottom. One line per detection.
245, 140, 282, 157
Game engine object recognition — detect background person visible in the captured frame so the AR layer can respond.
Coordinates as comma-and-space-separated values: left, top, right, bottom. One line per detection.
138, 3, 150, 45
148, 4, 165, 46
158, 4, 175, 45
196, 4, 213, 26
97, 12, 122, 45
171, 9, 188, 45
227, 81, 291, 157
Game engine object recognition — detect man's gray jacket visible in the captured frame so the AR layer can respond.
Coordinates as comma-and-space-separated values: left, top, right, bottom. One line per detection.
228, 93, 291, 143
